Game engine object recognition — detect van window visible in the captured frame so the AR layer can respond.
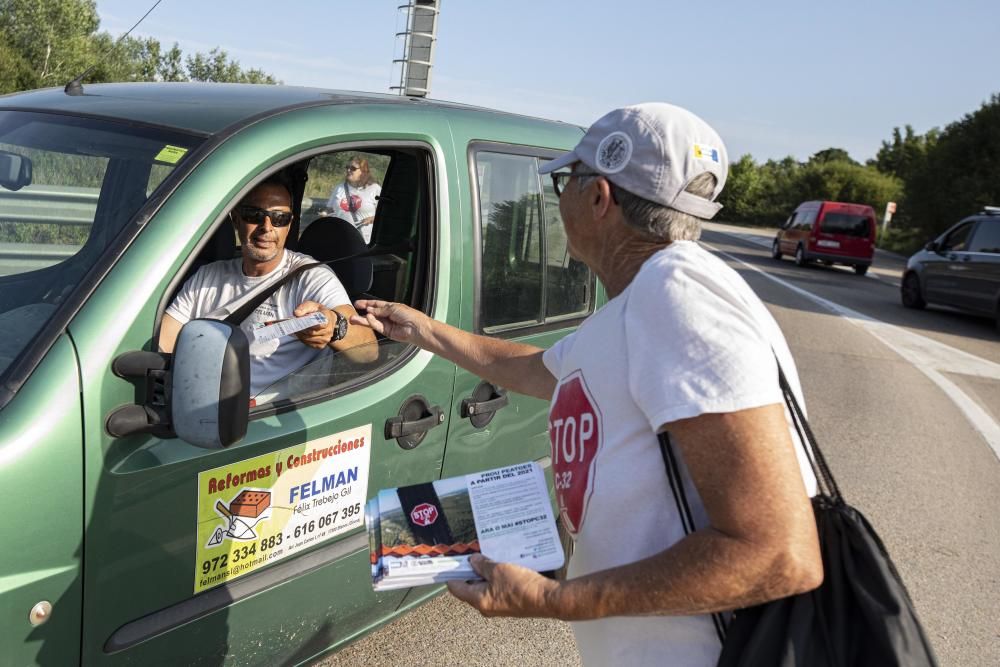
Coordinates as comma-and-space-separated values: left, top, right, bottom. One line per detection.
821, 212, 870, 237
967, 220, 1000, 254
0, 111, 201, 380
300, 150, 391, 241
164, 146, 432, 410
541, 168, 592, 319
797, 209, 817, 229
940, 221, 975, 251
475, 151, 594, 332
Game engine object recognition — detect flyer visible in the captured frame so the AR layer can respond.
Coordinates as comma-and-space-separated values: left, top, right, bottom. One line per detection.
195, 423, 371, 593
367, 461, 564, 591
253, 311, 327, 343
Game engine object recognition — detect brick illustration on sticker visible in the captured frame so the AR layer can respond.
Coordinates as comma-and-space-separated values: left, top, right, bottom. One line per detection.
208, 489, 273, 545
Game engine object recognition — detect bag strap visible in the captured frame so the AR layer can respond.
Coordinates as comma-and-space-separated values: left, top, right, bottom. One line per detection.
653, 355, 844, 641
774, 360, 842, 502
657, 431, 729, 643
343, 179, 359, 224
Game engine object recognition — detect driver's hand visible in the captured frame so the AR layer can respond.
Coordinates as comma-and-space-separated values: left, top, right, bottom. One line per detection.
293, 301, 333, 349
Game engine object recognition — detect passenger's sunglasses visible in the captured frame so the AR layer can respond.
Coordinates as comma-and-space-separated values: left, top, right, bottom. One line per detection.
550, 170, 600, 198
346, 165, 360, 173
235, 205, 294, 227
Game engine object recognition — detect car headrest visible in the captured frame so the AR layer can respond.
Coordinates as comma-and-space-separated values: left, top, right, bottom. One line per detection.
298, 217, 373, 296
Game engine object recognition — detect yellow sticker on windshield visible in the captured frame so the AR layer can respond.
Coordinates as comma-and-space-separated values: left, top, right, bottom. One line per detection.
155, 145, 188, 164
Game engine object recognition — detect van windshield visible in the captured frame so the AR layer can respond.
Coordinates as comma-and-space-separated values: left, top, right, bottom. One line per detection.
0, 110, 203, 380
822, 213, 871, 237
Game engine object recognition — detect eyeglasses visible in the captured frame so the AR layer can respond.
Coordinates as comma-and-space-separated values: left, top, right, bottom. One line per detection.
346, 165, 360, 173
550, 170, 600, 198
235, 204, 294, 227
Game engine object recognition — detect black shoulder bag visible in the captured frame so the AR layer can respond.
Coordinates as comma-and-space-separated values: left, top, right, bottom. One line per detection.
659, 363, 938, 667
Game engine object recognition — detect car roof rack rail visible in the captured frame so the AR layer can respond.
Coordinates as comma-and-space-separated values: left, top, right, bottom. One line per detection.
982, 205, 1000, 215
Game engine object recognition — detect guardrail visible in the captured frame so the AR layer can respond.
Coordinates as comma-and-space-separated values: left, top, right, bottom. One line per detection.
0, 185, 94, 273
0, 184, 98, 227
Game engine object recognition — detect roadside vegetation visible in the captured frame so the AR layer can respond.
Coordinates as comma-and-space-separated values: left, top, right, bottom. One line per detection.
0, 0, 277, 96
719, 94, 1000, 256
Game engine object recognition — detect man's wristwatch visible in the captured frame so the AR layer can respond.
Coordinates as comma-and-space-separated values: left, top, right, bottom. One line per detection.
332, 311, 348, 342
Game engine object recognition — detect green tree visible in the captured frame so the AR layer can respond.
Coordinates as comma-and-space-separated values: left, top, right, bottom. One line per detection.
717, 153, 901, 228
0, 0, 278, 94
796, 160, 902, 216
0, 40, 36, 92
717, 154, 764, 222
871, 124, 939, 182
809, 147, 857, 165
185, 48, 278, 84
903, 94, 1000, 240
0, 0, 99, 88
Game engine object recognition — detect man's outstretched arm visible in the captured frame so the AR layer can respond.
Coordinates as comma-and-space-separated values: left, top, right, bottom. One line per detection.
351, 300, 556, 400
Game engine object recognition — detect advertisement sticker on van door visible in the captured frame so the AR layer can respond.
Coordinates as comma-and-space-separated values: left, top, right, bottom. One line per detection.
194, 424, 371, 593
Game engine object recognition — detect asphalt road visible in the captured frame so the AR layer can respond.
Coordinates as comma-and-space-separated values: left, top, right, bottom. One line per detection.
313, 224, 1000, 667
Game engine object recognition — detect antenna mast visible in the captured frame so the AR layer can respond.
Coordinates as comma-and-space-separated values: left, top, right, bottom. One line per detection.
390, 1, 440, 98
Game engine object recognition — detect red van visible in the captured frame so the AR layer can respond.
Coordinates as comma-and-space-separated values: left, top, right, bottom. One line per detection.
771, 200, 878, 275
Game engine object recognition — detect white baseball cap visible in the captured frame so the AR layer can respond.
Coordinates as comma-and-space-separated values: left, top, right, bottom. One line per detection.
539, 103, 728, 219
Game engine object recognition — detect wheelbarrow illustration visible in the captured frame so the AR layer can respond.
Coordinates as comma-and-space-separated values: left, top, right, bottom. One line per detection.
208, 490, 272, 545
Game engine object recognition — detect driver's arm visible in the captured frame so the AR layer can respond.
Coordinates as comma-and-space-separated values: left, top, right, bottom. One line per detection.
158, 313, 183, 353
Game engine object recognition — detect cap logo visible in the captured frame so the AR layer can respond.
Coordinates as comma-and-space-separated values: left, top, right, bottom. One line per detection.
693, 144, 720, 163
595, 131, 632, 174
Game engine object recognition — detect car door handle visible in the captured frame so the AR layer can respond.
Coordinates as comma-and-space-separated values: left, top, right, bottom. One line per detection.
384, 394, 445, 449
385, 407, 444, 438
460, 381, 509, 428
461, 393, 508, 416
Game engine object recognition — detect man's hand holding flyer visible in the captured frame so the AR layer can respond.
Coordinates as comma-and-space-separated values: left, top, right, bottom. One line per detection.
366, 462, 564, 590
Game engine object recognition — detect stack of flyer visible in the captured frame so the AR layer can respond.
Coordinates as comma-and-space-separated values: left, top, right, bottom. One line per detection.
366, 461, 565, 591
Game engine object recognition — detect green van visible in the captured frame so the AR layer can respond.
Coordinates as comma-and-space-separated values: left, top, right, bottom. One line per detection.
0, 83, 598, 666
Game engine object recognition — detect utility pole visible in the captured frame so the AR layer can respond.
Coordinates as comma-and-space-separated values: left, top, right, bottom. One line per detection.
390, 1, 440, 98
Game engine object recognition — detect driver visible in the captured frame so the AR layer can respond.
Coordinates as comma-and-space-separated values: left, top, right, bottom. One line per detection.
158, 176, 377, 397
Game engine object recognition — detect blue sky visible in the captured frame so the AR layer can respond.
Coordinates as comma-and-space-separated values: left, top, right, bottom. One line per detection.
95, 0, 999, 163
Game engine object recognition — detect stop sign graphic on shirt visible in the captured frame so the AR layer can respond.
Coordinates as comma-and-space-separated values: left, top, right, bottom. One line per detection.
339, 195, 363, 213
549, 371, 603, 534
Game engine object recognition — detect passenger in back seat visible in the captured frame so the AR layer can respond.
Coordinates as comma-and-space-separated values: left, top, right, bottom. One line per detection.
326, 156, 382, 244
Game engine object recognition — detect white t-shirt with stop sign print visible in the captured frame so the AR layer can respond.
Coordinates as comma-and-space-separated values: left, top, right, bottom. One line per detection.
327, 181, 381, 243
542, 240, 816, 667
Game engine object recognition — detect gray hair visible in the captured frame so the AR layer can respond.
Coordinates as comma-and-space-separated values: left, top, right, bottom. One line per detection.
578, 171, 718, 242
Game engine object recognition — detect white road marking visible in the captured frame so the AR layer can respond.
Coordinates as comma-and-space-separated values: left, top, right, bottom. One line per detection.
706, 242, 1000, 461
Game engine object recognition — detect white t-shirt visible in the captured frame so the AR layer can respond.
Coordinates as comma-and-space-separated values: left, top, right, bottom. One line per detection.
542, 241, 817, 667
327, 181, 381, 243
166, 250, 350, 398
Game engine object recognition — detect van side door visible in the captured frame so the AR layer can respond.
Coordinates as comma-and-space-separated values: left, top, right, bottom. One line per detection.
961, 218, 1000, 315
439, 126, 598, 478
73, 106, 461, 666
925, 220, 977, 308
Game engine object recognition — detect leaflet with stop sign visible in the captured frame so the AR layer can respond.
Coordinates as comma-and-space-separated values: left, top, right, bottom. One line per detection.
366, 461, 565, 591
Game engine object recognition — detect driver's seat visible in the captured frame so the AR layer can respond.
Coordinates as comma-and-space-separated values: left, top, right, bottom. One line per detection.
297, 217, 373, 298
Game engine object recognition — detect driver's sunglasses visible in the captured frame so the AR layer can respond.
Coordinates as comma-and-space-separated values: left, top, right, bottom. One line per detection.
235, 205, 294, 227
346, 165, 360, 172
551, 170, 600, 198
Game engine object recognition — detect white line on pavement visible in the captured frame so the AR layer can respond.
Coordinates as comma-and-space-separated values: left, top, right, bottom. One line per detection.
705, 243, 1000, 461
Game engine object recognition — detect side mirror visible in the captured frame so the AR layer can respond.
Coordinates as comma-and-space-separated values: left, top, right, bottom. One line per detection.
924, 240, 939, 252
172, 319, 251, 449
0, 150, 32, 191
